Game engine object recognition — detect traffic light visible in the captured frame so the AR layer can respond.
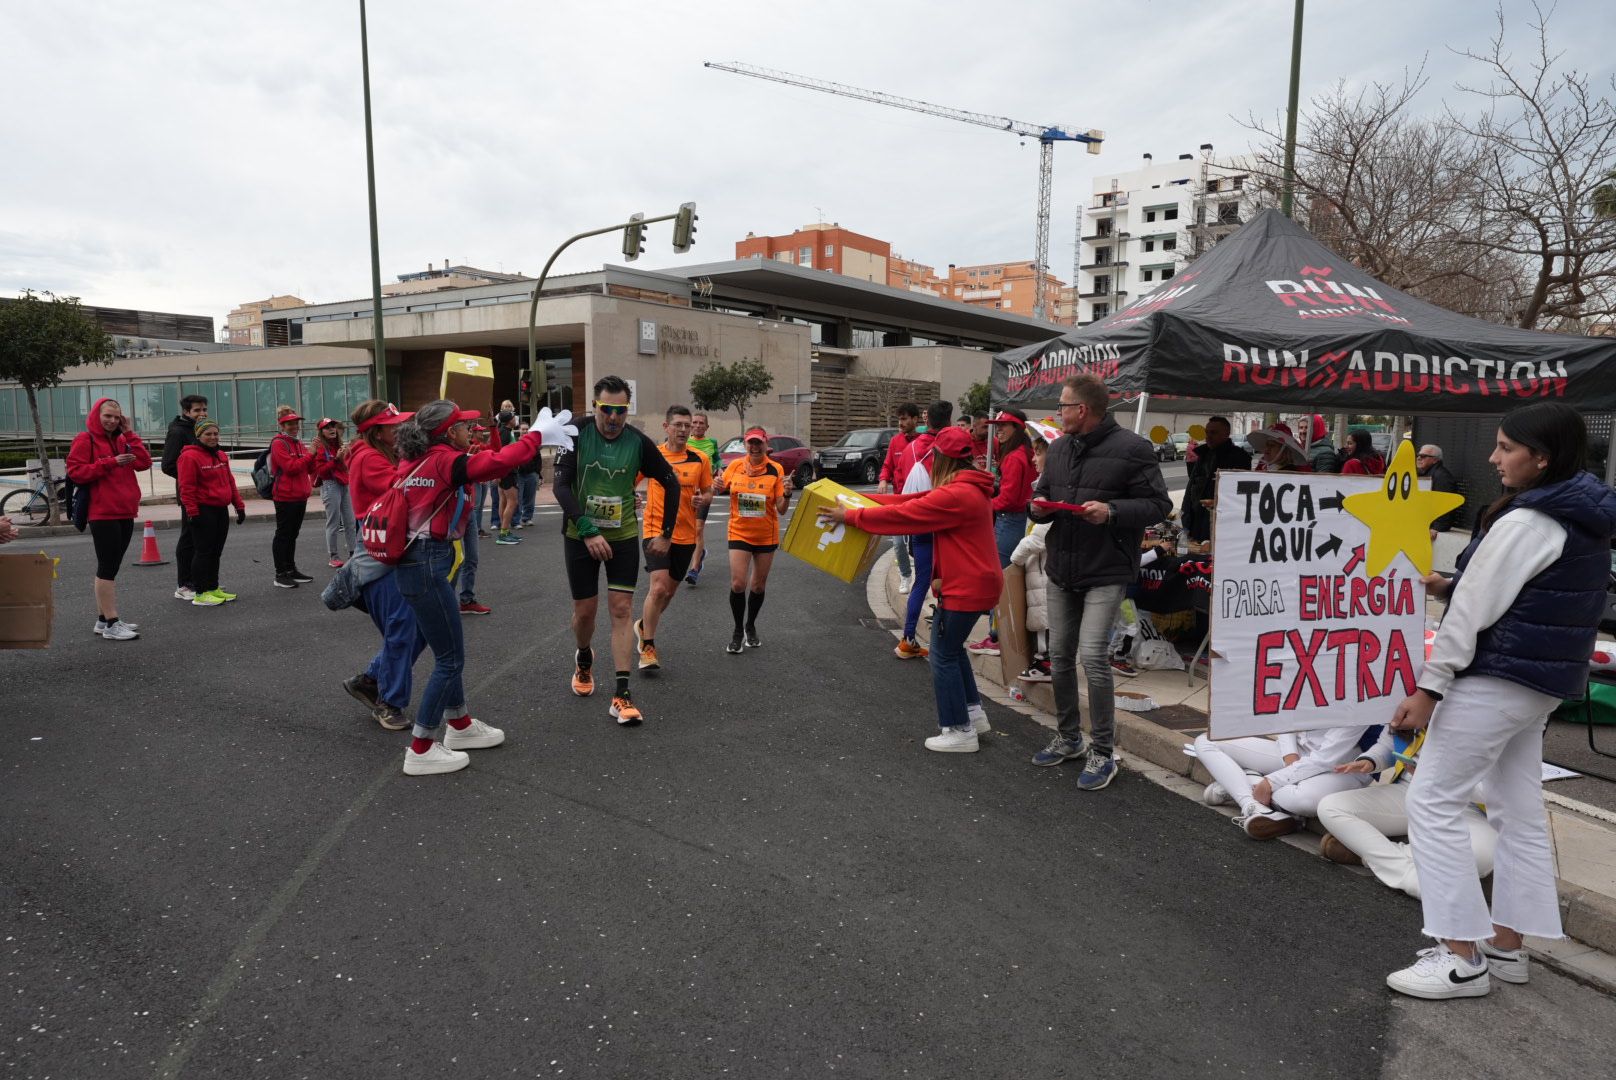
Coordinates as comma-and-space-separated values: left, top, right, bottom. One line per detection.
519, 369, 534, 403
545, 363, 561, 394
672, 201, 698, 254
622, 212, 646, 261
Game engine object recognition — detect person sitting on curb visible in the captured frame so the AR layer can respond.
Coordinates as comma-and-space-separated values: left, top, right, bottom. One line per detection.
1316, 727, 1497, 900
1192, 723, 1379, 839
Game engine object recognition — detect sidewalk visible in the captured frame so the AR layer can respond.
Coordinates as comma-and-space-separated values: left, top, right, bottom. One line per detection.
868, 550, 1616, 992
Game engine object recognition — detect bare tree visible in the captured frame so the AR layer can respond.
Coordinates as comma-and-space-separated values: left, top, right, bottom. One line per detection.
1447, 3, 1616, 329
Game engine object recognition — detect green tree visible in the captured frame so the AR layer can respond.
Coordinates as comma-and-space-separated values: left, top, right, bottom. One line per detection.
689, 358, 774, 429
1595, 167, 1616, 221
0, 291, 114, 524
957, 381, 991, 420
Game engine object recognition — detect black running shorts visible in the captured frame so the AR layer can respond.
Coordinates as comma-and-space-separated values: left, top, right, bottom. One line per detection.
564, 535, 640, 600
644, 539, 695, 582
727, 540, 778, 555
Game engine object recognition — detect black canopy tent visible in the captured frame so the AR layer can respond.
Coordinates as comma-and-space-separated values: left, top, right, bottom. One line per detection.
991, 209, 1616, 419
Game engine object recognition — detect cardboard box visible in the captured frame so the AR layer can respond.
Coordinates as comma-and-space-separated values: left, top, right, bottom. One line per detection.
440, 351, 494, 418
781, 478, 883, 583
0, 553, 55, 649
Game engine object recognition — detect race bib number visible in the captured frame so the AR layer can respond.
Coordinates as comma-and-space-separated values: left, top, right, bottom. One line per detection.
586, 494, 625, 530
737, 491, 767, 518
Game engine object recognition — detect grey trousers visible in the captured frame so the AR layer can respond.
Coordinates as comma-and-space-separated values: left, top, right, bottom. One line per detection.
1047, 582, 1126, 753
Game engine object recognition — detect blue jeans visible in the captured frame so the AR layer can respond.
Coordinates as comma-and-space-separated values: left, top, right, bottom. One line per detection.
930, 607, 986, 731
395, 539, 465, 736
455, 524, 479, 603
994, 512, 1027, 568
903, 536, 933, 640
892, 535, 911, 578
519, 472, 539, 523
474, 482, 493, 533
362, 570, 428, 708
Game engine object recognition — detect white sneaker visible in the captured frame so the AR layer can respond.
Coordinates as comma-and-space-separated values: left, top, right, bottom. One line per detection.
99, 620, 139, 641
967, 703, 991, 735
1481, 941, 1530, 984
1202, 781, 1233, 806
174, 586, 195, 601
93, 619, 139, 635
444, 718, 505, 750
1386, 945, 1490, 999
402, 742, 470, 776
924, 727, 979, 753
898, 573, 914, 594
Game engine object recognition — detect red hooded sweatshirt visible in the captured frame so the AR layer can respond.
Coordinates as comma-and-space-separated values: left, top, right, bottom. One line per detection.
269, 432, 316, 502
895, 431, 935, 488
990, 441, 1035, 515
878, 430, 912, 486
347, 440, 399, 519
177, 444, 245, 517
845, 469, 1003, 612
65, 397, 152, 520
311, 440, 349, 486
398, 434, 542, 542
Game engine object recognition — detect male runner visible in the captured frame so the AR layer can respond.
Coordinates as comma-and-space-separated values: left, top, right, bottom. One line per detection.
553, 375, 679, 725
685, 412, 720, 585
633, 405, 713, 672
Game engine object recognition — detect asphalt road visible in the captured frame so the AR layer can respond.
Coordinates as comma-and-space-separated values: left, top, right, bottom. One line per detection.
3, 501, 1613, 1079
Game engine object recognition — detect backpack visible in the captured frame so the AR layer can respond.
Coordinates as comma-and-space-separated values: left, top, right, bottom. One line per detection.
252, 443, 277, 500
359, 457, 466, 565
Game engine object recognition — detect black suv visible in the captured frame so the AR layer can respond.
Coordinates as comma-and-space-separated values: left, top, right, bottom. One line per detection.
814, 428, 897, 485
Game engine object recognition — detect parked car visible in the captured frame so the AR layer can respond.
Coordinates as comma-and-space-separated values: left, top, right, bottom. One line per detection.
1153, 437, 1180, 462
718, 434, 815, 488
1170, 432, 1193, 458
814, 428, 897, 485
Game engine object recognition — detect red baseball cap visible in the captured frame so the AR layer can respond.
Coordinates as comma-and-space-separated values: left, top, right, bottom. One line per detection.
278, 412, 304, 424
431, 408, 482, 436
743, 427, 769, 443
317, 417, 340, 430
984, 411, 1025, 428
356, 403, 413, 431
931, 426, 975, 459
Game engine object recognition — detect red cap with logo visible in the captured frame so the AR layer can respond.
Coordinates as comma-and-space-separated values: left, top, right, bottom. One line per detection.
931, 426, 975, 459
356, 403, 413, 432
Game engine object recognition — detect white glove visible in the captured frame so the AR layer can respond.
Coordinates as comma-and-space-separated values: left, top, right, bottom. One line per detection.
531, 407, 578, 452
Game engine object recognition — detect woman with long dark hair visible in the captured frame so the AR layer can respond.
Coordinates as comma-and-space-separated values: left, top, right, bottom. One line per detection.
312, 417, 357, 567
819, 426, 1002, 753
1385, 402, 1616, 999
1340, 428, 1386, 476
390, 399, 573, 775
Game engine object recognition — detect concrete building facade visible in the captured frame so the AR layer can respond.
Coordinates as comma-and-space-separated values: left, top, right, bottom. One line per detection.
735, 223, 890, 283
226, 295, 306, 346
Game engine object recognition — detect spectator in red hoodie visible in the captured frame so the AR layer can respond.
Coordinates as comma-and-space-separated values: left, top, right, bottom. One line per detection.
177, 417, 246, 607
967, 407, 1037, 654
820, 425, 1003, 754
1340, 428, 1387, 476
892, 399, 951, 659
311, 417, 356, 568
877, 402, 922, 592
66, 396, 153, 640
269, 405, 317, 588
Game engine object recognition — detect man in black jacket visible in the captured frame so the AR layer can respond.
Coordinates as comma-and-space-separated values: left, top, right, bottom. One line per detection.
1027, 374, 1173, 790
1180, 415, 1252, 542
160, 394, 208, 600
1418, 444, 1463, 534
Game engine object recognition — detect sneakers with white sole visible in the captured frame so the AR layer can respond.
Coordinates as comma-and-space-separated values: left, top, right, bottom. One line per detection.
444, 718, 505, 751
1202, 781, 1233, 806
99, 620, 139, 641
924, 727, 980, 753
967, 703, 991, 735
174, 586, 196, 601
1386, 945, 1490, 999
402, 742, 470, 776
1238, 806, 1300, 839
898, 573, 914, 594
1480, 941, 1530, 984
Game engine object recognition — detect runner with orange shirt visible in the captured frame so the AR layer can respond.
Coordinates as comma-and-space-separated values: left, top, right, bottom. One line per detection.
633, 405, 713, 672
714, 427, 793, 653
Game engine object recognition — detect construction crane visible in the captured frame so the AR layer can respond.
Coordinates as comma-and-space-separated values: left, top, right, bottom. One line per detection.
705, 61, 1102, 321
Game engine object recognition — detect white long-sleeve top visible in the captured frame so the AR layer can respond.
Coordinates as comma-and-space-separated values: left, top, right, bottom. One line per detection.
1265, 725, 1376, 787
1419, 508, 1567, 697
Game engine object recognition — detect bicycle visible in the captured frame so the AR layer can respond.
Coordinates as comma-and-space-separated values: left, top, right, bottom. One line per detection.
0, 470, 70, 526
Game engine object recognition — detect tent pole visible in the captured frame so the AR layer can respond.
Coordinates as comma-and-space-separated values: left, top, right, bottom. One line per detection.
1606, 416, 1616, 487
1133, 393, 1149, 435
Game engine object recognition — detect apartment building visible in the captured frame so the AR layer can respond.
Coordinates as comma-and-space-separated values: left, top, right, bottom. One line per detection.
226, 295, 306, 346
948, 261, 1066, 321
1075, 150, 1257, 325
736, 223, 891, 283
888, 252, 950, 298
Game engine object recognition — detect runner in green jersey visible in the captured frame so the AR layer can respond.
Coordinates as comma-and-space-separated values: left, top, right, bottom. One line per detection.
553, 375, 678, 725
686, 412, 720, 585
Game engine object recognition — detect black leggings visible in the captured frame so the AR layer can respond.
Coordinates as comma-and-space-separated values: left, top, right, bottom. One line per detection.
191, 505, 230, 593
89, 519, 134, 580
272, 500, 306, 573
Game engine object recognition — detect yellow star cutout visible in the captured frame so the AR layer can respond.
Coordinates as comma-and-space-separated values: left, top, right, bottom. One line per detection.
1342, 440, 1465, 577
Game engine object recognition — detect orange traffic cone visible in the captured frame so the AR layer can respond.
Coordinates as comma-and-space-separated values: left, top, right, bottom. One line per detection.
133, 520, 168, 567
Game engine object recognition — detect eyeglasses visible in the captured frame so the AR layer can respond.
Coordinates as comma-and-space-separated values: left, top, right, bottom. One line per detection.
1057, 401, 1083, 410
1416, 453, 1437, 459
594, 401, 630, 416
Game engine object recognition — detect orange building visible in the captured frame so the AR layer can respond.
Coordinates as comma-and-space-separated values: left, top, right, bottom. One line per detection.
948, 262, 1066, 320
888, 252, 950, 298
735, 223, 890, 283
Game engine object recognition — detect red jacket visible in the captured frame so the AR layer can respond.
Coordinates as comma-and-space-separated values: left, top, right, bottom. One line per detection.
1342, 453, 1386, 476
398, 434, 541, 541
991, 442, 1035, 514
311, 442, 348, 486
347, 441, 398, 518
65, 397, 152, 521
895, 431, 935, 488
269, 434, 316, 502
177, 444, 244, 517
878, 431, 912, 485
845, 470, 1002, 612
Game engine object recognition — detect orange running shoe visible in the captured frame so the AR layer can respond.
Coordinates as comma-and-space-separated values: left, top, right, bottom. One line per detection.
610, 695, 643, 726
571, 665, 594, 696
894, 637, 929, 659
638, 642, 661, 672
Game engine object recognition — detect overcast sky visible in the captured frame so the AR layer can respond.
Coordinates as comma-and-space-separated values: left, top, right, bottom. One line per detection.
4, 1, 1611, 331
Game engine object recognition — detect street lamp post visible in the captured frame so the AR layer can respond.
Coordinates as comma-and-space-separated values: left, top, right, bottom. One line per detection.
1280, 0, 1305, 219
359, 0, 387, 400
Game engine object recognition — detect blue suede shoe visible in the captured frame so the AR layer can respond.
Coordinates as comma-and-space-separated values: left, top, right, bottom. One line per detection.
1075, 750, 1118, 791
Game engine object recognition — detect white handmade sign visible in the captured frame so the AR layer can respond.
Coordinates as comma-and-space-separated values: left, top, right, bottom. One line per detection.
1209, 470, 1427, 739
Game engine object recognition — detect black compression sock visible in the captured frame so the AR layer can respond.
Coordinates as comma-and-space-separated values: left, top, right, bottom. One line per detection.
576, 647, 593, 670
729, 589, 746, 631
615, 671, 630, 697
746, 589, 765, 629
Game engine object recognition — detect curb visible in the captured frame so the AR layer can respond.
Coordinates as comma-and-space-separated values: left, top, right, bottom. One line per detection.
866, 550, 1616, 995
9, 510, 284, 540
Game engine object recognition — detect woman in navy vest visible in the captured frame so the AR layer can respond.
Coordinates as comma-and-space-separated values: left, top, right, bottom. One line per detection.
1386, 402, 1616, 1000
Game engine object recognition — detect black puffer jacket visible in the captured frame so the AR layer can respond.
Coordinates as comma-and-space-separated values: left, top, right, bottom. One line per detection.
1029, 416, 1173, 590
